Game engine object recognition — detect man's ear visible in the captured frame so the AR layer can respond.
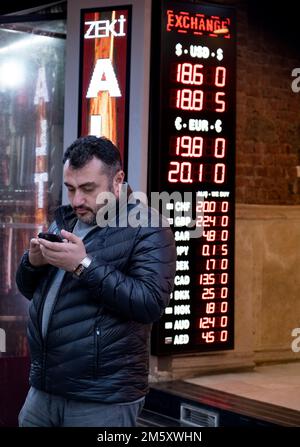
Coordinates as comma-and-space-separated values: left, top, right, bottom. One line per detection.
113, 170, 125, 197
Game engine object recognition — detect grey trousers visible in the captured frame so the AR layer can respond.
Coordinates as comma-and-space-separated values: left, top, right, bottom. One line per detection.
19, 387, 145, 427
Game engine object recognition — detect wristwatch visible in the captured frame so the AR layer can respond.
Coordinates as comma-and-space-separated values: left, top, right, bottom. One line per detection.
73, 256, 92, 277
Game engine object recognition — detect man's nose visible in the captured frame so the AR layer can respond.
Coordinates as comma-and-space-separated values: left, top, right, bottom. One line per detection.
72, 190, 85, 207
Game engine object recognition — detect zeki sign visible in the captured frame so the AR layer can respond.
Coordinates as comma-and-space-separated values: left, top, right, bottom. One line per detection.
79, 7, 131, 164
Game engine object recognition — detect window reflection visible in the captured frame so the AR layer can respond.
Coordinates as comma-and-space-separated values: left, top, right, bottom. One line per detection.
0, 20, 65, 357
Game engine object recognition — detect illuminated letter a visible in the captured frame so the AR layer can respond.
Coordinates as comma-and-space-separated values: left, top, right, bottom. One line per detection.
86, 58, 121, 98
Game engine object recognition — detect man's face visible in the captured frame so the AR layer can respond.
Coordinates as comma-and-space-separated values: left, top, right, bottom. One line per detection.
64, 157, 123, 225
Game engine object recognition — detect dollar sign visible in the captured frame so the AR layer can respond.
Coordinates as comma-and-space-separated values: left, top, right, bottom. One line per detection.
175, 117, 182, 131
215, 119, 222, 133
175, 43, 182, 57
216, 48, 223, 61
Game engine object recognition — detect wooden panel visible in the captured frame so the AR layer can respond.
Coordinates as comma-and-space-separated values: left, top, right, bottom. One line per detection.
0, 357, 30, 427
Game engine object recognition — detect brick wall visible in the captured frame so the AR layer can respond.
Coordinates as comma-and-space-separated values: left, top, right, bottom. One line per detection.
234, 0, 300, 204
211, 0, 300, 204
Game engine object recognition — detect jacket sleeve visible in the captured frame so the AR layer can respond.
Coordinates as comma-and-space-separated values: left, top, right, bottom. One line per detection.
15, 251, 50, 300
15, 250, 51, 300
81, 226, 177, 324
15, 220, 57, 300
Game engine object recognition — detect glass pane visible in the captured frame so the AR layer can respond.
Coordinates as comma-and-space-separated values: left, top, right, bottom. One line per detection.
0, 19, 66, 357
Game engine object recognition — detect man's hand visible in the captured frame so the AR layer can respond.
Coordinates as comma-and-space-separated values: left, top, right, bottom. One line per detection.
37, 229, 87, 272
29, 238, 49, 267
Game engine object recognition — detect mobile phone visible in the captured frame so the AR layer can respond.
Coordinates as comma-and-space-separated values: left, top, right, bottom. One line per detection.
38, 232, 63, 243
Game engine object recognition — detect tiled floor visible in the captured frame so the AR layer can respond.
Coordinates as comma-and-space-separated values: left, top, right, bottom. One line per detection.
185, 362, 300, 412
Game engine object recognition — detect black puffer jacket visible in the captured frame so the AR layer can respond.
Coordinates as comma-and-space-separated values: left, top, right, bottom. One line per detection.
16, 204, 176, 403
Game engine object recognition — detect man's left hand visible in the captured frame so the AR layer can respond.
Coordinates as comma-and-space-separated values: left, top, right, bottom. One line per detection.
38, 229, 87, 272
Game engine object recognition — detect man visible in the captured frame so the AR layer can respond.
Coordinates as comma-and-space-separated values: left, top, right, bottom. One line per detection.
16, 136, 176, 427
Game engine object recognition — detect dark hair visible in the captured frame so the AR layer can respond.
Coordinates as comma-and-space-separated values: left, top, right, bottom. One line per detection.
63, 135, 122, 178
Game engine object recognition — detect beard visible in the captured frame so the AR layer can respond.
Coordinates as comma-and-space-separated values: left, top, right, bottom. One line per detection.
73, 182, 114, 226
73, 207, 97, 225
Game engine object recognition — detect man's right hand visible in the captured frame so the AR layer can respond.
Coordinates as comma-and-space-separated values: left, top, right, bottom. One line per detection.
28, 238, 48, 267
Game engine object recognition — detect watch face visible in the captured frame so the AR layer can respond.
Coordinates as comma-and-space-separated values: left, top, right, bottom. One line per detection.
74, 264, 85, 276
74, 257, 92, 276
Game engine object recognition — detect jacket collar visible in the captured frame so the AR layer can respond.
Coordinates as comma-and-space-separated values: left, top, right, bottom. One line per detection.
54, 205, 78, 232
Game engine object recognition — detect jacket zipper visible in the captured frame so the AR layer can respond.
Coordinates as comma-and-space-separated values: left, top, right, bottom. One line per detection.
37, 267, 57, 340
95, 326, 101, 378
37, 221, 104, 388
39, 270, 67, 389
35, 267, 57, 390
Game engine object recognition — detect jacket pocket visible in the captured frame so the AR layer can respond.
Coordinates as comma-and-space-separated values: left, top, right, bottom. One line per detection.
94, 326, 101, 378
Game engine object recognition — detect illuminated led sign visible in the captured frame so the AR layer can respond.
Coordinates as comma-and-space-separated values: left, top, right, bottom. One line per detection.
150, 1, 236, 355
79, 6, 131, 165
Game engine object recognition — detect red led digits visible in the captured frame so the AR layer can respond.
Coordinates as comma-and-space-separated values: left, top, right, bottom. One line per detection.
173, 64, 227, 113
221, 215, 229, 227
167, 162, 226, 184
202, 244, 228, 256
220, 272, 228, 284
176, 63, 204, 85
220, 331, 228, 341
220, 316, 228, 327
205, 258, 228, 270
203, 230, 216, 241
176, 89, 203, 110
199, 214, 229, 227
176, 136, 203, 157
214, 163, 226, 183
199, 316, 228, 329
199, 317, 216, 329
202, 288, 215, 299
152, 2, 235, 354
199, 330, 228, 344
221, 201, 229, 212
214, 138, 226, 158
204, 301, 228, 314
202, 332, 215, 343
198, 163, 204, 182
215, 92, 226, 112
174, 88, 226, 112
220, 302, 228, 312
206, 259, 216, 270
175, 64, 226, 88
201, 287, 229, 300
196, 201, 229, 212
215, 66, 226, 87
197, 196, 231, 347
220, 287, 228, 299
206, 302, 215, 314
168, 161, 193, 183
202, 229, 229, 242
202, 201, 216, 212
221, 229, 229, 241
199, 273, 215, 285
171, 137, 226, 158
